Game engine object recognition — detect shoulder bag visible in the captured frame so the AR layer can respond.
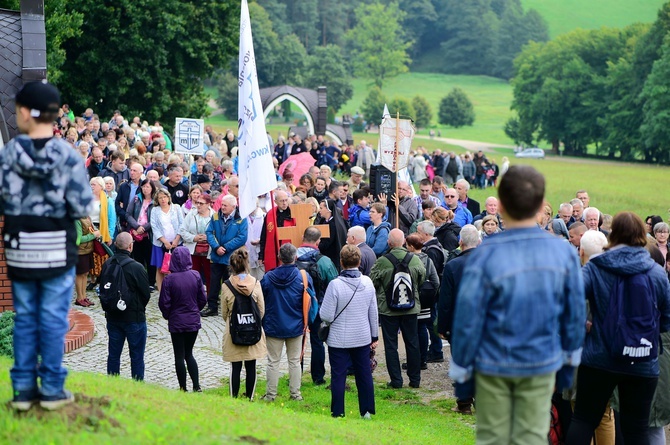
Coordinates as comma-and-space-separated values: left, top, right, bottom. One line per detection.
318, 281, 360, 343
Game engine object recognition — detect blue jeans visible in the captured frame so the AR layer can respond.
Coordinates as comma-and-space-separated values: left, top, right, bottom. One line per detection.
107, 321, 147, 381
11, 268, 75, 396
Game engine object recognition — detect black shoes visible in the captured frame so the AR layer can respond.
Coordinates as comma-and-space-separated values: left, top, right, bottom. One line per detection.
401, 362, 428, 370
426, 355, 444, 363
200, 307, 218, 317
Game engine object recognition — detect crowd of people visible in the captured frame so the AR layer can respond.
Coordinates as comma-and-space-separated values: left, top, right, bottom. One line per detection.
5, 82, 670, 444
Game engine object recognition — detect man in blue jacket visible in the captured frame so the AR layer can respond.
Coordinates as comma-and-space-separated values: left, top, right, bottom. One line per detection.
201, 195, 248, 317
260, 244, 315, 401
449, 165, 585, 445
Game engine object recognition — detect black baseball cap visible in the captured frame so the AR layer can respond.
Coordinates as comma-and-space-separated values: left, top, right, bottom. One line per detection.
15, 80, 60, 117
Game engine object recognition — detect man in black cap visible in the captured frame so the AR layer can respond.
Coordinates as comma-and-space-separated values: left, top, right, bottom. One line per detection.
0, 81, 93, 411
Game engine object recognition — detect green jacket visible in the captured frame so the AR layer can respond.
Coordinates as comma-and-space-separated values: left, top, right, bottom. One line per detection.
370, 247, 426, 316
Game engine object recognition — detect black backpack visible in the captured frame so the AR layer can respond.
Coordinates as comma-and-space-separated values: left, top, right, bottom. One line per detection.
99, 256, 134, 314
384, 252, 415, 311
296, 254, 328, 304
225, 280, 262, 346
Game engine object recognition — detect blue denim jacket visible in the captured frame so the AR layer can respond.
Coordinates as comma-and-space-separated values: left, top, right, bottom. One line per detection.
449, 227, 585, 381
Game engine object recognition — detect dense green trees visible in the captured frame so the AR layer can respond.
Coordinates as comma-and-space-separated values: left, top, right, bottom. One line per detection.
509, 2, 670, 163
345, 2, 411, 89
439, 88, 475, 128
54, 0, 238, 128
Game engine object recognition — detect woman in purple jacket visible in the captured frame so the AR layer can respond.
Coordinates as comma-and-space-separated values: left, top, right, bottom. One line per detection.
159, 246, 207, 391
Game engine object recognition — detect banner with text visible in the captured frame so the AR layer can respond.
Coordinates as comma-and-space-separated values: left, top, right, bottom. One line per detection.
379, 116, 416, 172
237, 0, 276, 219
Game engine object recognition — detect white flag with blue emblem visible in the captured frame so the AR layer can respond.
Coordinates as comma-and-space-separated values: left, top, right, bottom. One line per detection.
237, 0, 276, 219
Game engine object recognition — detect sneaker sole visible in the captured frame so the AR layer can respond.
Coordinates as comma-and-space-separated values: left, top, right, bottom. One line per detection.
40, 394, 74, 411
11, 400, 37, 411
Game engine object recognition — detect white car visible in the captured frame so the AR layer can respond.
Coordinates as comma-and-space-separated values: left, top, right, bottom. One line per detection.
515, 148, 545, 159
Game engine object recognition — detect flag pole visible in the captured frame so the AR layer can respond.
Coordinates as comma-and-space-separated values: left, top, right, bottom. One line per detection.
395, 111, 399, 229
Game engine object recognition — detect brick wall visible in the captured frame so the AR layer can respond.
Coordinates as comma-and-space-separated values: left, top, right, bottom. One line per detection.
0, 218, 13, 312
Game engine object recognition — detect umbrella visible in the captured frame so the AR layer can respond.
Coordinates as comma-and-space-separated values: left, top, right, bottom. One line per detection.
278, 152, 315, 187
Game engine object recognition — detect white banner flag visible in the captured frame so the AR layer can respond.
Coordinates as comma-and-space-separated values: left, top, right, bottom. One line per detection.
378, 115, 416, 172
237, 0, 276, 219
376, 104, 414, 196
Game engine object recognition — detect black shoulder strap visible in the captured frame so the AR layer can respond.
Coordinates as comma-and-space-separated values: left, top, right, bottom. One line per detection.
385, 252, 400, 267
225, 279, 255, 298
224, 279, 242, 298
401, 252, 413, 266
114, 255, 135, 270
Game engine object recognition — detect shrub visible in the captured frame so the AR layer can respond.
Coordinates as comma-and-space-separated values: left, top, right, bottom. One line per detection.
0, 311, 15, 358
438, 87, 475, 128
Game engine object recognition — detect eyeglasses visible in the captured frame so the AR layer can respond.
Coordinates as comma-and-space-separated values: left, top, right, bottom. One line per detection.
445, 195, 457, 198
195, 202, 207, 205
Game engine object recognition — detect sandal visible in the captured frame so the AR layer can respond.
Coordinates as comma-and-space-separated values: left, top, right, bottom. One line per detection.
74, 300, 90, 307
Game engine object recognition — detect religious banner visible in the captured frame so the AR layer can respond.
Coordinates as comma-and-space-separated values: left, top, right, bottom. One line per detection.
378, 111, 416, 172
377, 104, 415, 196
237, 0, 276, 219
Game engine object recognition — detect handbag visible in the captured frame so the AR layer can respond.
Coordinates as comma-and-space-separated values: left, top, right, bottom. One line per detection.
93, 239, 113, 257
193, 216, 209, 256
318, 281, 360, 343
130, 228, 148, 242
161, 249, 172, 274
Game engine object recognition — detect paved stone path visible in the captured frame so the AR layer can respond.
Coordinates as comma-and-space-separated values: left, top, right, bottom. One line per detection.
63, 288, 304, 391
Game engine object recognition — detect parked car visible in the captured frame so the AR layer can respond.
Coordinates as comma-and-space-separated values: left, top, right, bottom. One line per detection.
515, 148, 545, 159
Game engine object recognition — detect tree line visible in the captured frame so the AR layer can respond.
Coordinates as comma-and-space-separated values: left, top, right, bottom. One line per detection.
507, 2, 670, 164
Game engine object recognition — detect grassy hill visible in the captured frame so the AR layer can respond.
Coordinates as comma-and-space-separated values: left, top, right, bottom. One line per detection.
522, 0, 666, 38
340, 73, 513, 145
0, 357, 475, 444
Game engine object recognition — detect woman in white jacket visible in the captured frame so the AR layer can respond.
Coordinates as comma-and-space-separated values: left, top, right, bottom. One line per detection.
319, 245, 379, 419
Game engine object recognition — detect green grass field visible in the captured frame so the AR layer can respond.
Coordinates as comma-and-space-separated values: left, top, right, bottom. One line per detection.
466, 156, 670, 219
0, 357, 475, 444
340, 73, 514, 145
522, 0, 666, 38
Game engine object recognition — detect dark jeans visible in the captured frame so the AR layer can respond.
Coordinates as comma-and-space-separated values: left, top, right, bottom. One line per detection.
309, 313, 326, 383
566, 365, 658, 445
380, 314, 421, 387
107, 321, 147, 381
418, 308, 442, 363
328, 345, 375, 417
230, 360, 257, 399
170, 331, 200, 391
207, 262, 230, 310
132, 236, 156, 286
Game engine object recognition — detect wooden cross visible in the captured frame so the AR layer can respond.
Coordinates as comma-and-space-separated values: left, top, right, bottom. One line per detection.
277, 203, 330, 247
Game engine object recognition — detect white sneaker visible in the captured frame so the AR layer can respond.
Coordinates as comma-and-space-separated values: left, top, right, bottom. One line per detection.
362, 412, 372, 420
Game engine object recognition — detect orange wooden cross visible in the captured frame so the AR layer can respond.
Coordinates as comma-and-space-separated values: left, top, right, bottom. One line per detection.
277, 203, 330, 247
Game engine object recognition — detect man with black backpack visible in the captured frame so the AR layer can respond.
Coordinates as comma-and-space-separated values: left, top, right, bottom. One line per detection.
370, 229, 426, 389
100, 232, 151, 381
296, 227, 338, 385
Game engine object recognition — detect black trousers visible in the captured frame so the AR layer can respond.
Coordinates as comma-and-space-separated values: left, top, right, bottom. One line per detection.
380, 314, 421, 387
132, 236, 156, 286
170, 331, 200, 391
566, 365, 657, 445
207, 263, 230, 310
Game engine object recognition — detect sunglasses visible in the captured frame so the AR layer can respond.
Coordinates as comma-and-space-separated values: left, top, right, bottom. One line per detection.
445, 195, 457, 198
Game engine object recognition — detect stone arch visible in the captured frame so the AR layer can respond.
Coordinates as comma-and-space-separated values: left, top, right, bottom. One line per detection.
262, 93, 315, 136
